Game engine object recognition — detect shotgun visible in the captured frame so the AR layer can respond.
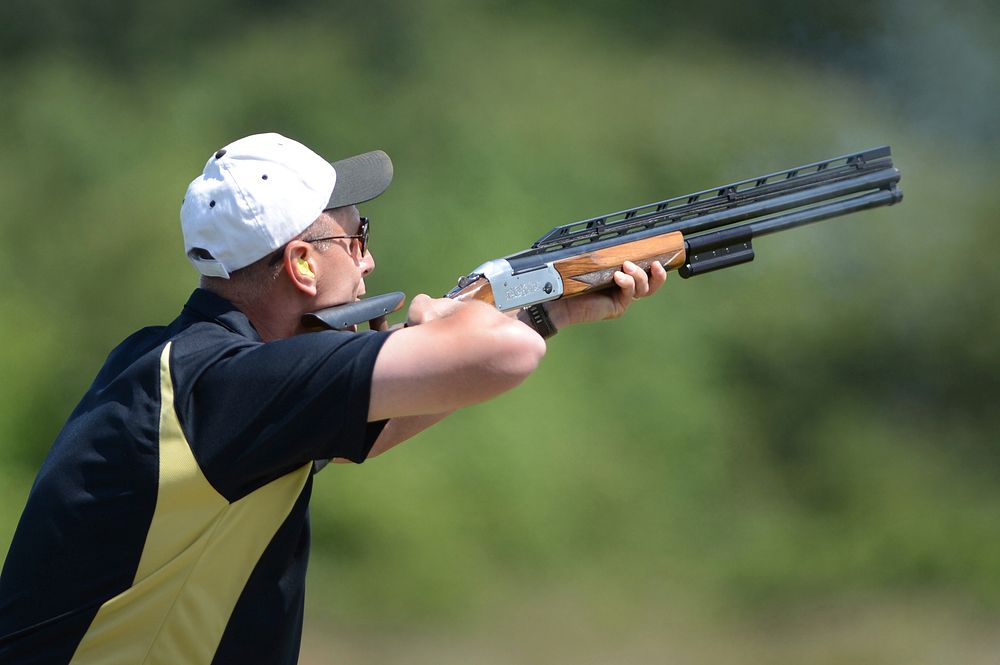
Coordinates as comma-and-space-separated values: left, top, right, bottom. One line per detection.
307, 146, 901, 328
446, 146, 901, 310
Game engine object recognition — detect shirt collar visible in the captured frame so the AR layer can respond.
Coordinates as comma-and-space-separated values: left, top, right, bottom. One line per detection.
182, 288, 262, 341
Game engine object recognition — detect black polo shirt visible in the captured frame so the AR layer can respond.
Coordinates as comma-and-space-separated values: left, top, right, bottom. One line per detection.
0, 289, 391, 664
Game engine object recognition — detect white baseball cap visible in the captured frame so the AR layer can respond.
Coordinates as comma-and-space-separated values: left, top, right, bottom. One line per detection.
180, 132, 393, 278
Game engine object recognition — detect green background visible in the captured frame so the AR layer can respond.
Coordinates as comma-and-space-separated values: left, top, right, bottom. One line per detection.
1, 1, 998, 662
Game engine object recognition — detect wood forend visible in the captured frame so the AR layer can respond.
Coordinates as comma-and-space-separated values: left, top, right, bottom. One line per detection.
449, 231, 687, 305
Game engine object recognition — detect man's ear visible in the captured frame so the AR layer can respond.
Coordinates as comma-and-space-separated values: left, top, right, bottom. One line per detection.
285, 244, 317, 296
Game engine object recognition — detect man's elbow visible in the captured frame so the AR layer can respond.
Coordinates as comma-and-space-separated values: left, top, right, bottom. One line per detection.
488, 319, 547, 387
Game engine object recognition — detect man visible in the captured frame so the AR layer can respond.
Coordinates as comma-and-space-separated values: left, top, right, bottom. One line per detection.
0, 133, 666, 664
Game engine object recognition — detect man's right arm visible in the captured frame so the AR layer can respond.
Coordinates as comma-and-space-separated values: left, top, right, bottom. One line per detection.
367, 295, 546, 421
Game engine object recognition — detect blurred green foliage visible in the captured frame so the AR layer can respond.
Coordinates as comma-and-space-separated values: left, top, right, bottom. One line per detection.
1, 0, 998, 658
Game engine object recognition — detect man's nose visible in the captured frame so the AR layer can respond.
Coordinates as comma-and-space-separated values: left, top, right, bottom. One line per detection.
360, 250, 375, 276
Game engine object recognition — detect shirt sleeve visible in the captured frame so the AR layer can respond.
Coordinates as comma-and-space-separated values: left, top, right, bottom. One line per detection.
170, 328, 392, 501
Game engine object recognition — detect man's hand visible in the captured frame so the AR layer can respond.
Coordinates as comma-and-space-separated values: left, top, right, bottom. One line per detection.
376, 294, 464, 331
544, 260, 668, 329
405, 293, 465, 326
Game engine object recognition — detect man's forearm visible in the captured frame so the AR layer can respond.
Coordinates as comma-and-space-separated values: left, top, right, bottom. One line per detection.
367, 411, 456, 458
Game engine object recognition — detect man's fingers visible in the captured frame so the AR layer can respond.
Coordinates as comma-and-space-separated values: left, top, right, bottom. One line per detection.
622, 260, 651, 298
647, 261, 668, 295
406, 294, 467, 326
613, 269, 636, 301
542, 259, 669, 328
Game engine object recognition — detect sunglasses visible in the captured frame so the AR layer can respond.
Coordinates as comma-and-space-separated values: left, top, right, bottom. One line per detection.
269, 217, 370, 267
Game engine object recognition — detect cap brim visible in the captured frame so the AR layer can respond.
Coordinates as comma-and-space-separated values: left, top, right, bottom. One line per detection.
326, 150, 394, 209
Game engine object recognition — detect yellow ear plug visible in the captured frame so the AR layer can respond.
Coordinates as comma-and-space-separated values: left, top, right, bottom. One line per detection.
296, 258, 314, 277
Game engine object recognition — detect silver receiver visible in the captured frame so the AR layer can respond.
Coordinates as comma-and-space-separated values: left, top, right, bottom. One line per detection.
470, 259, 564, 311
